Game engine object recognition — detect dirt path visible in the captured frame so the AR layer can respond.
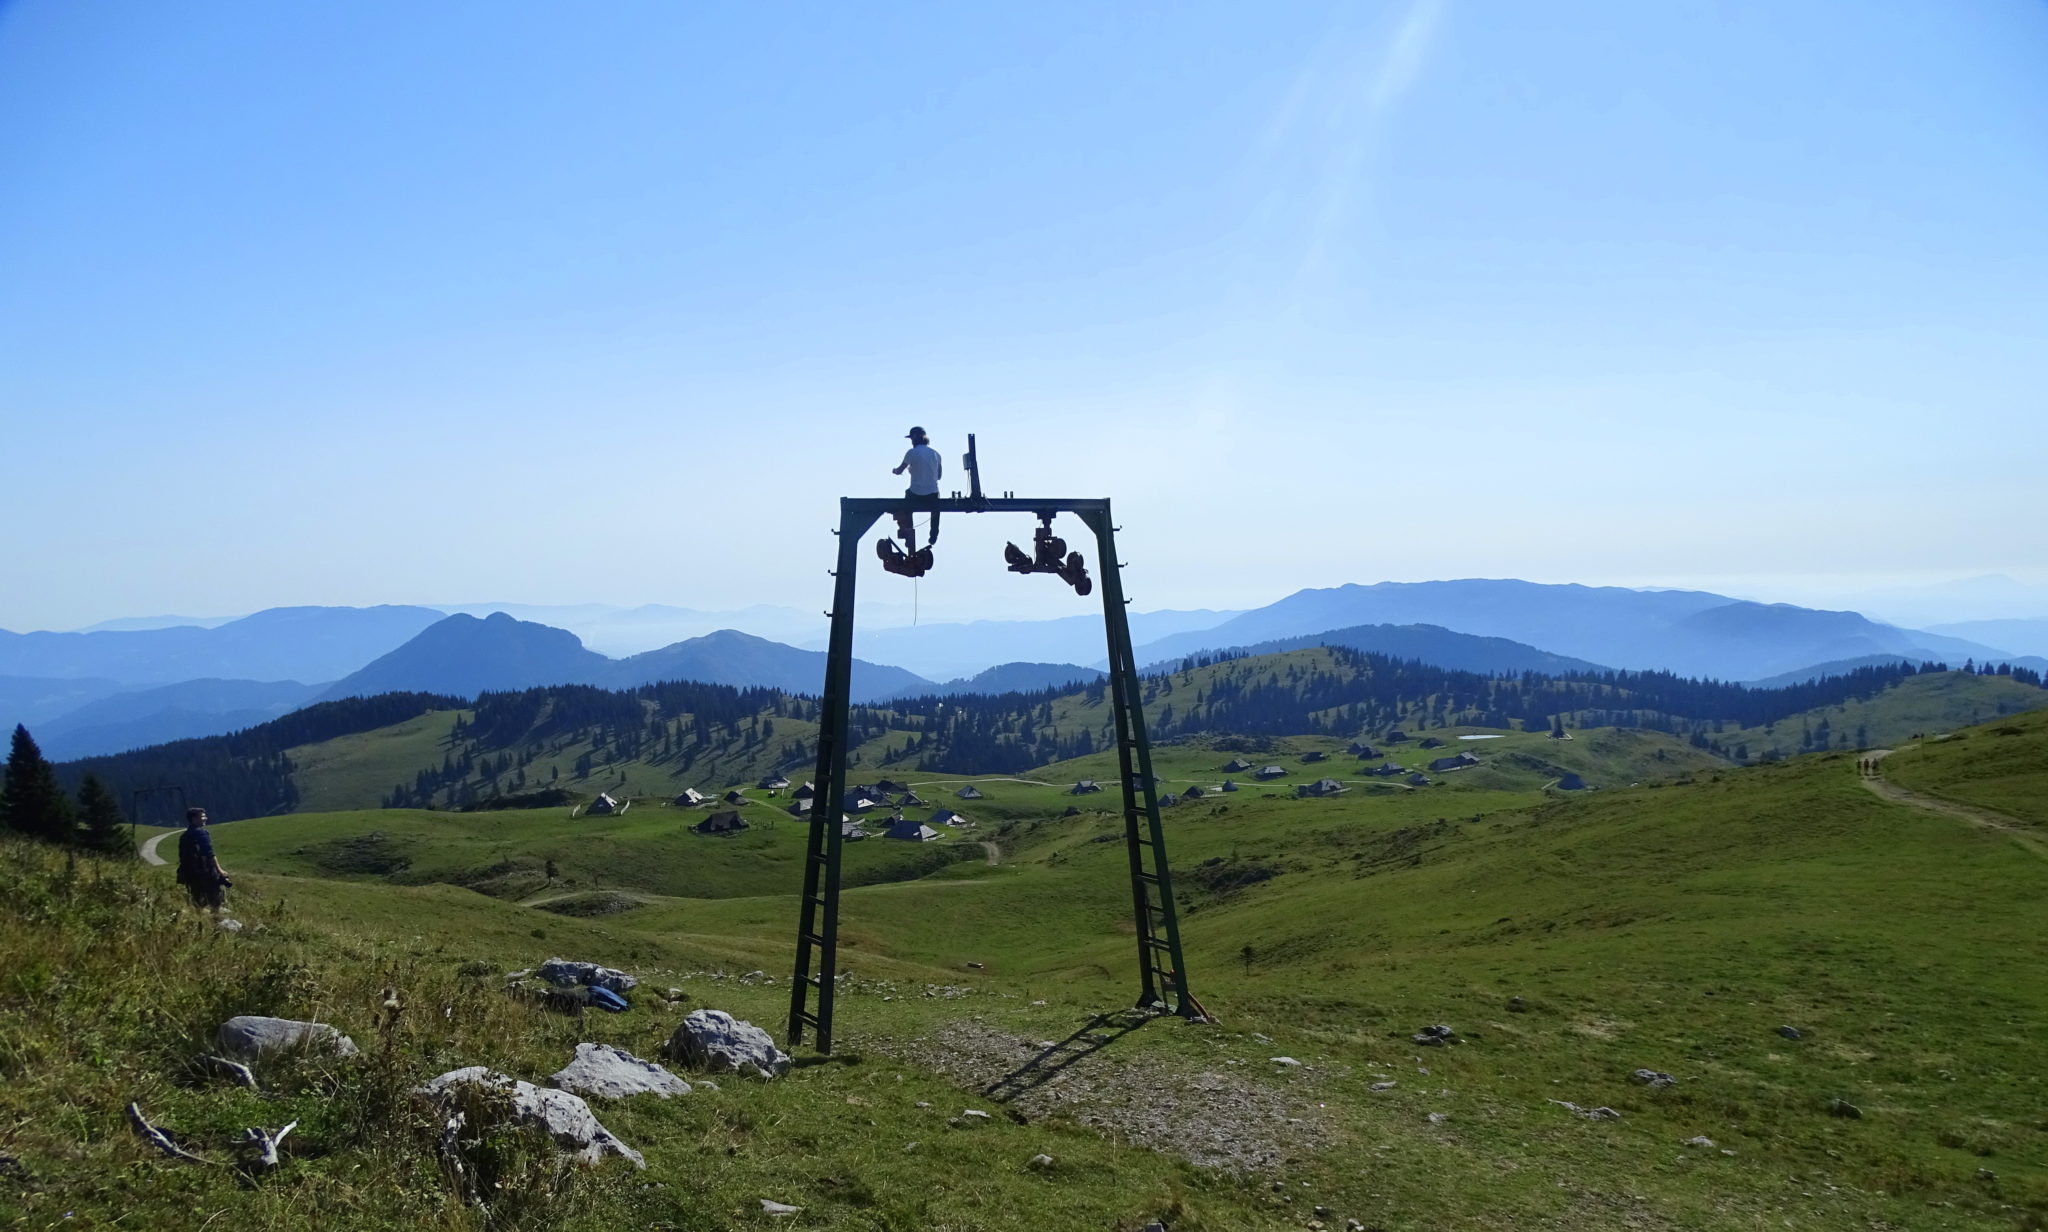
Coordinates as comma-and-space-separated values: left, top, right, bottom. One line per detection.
977, 840, 1000, 866
1861, 749, 2047, 860
139, 831, 172, 866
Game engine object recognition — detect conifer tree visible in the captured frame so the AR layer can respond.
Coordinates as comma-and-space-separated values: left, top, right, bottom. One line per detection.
75, 773, 131, 856
1, 725, 77, 844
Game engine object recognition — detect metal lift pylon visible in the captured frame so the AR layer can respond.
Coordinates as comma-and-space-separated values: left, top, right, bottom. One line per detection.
788, 442, 1201, 1054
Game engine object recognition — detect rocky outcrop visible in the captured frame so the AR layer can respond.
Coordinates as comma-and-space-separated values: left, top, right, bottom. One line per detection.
418, 1067, 644, 1167
665, 1009, 791, 1078
548, 1043, 691, 1100
216, 1016, 359, 1061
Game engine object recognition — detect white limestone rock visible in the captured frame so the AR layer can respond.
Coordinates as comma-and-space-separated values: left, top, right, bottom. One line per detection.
418, 1066, 644, 1168
549, 1043, 691, 1100
216, 1016, 358, 1061
665, 1009, 791, 1078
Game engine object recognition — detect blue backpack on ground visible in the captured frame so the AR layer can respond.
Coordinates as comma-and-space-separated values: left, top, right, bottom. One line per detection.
586, 987, 629, 1013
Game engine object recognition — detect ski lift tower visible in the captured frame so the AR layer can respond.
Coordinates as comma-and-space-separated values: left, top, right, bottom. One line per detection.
788, 438, 1201, 1054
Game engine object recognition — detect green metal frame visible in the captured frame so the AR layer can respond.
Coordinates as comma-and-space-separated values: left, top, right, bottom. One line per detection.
788, 496, 1199, 1053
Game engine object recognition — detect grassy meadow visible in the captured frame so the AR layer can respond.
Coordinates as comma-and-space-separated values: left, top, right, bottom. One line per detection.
1881, 705, 2048, 827
7, 713, 2045, 1229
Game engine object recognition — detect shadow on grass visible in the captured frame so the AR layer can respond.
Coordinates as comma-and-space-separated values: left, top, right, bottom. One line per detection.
792, 1051, 864, 1069
980, 1009, 1154, 1105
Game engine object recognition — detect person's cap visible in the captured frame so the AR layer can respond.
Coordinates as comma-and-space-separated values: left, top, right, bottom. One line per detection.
906, 426, 925, 439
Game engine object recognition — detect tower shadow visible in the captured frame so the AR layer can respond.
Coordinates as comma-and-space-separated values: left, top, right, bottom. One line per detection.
980, 1009, 1155, 1105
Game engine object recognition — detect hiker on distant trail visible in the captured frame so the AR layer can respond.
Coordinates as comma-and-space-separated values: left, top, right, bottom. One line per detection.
176, 807, 231, 916
892, 425, 943, 551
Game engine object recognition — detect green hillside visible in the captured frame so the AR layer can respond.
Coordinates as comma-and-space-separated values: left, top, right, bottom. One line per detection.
24, 727, 2036, 1229
1882, 705, 2048, 826
1713, 670, 2048, 763
215, 802, 980, 902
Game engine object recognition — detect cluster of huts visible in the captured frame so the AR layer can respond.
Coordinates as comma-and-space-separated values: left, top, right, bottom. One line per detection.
1194, 740, 1492, 798
652, 775, 993, 843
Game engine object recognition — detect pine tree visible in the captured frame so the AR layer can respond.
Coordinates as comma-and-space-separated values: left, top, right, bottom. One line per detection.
75, 773, 131, 856
1, 725, 77, 844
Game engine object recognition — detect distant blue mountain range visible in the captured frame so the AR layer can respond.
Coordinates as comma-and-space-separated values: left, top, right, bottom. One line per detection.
8, 579, 2037, 761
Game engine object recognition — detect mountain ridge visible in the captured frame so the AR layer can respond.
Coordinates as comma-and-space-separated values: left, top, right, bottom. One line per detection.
1128, 579, 2019, 681
321, 615, 933, 704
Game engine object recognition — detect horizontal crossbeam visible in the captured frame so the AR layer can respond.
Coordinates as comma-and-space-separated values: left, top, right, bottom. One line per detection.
843, 496, 1113, 517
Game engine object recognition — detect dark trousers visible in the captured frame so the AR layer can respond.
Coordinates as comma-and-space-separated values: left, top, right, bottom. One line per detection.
896, 490, 940, 544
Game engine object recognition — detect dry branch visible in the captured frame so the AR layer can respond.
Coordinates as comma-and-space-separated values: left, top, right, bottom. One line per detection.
126, 1102, 215, 1165
236, 1120, 298, 1171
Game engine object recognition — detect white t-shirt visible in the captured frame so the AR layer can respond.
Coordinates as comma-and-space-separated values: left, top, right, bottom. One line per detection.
900, 444, 942, 495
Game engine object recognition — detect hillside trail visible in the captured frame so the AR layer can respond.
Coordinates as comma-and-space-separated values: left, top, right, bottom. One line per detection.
978, 840, 1000, 866
139, 831, 171, 866
1861, 748, 2047, 861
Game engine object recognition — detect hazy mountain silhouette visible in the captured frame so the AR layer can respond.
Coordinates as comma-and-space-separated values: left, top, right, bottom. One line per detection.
322, 613, 612, 700
1924, 618, 2048, 660
606, 628, 931, 700
35, 678, 321, 761
0, 675, 134, 732
831, 608, 1239, 681
1147, 622, 1610, 677
895, 661, 1106, 699
0, 605, 445, 685
322, 616, 932, 704
1129, 580, 2018, 681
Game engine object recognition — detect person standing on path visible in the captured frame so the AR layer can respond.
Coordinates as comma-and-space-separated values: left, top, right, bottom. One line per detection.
176, 807, 231, 916
892, 426, 943, 551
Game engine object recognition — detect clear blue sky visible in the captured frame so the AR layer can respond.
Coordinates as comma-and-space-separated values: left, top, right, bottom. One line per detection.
3, 0, 2044, 632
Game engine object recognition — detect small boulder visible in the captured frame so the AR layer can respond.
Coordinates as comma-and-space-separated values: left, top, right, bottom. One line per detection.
1587, 1106, 1622, 1121
1270, 1056, 1302, 1067
549, 1043, 691, 1100
537, 957, 638, 995
417, 1066, 644, 1167
760, 1199, 801, 1217
1630, 1069, 1676, 1089
1412, 1024, 1457, 1047
1827, 1098, 1861, 1119
1777, 1025, 1803, 1040
1506, 996, 1527, 1013
1028, 1153, 1055, 1169
216, 1016, 359, 1061
1684, 1135, 1716, 1148
1369, 1081, 1397, 1092
665, 1009, 791, 1078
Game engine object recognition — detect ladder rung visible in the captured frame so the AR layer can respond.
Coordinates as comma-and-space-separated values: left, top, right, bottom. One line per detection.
793, 1010, 820, 1028
801, 932, 828, 947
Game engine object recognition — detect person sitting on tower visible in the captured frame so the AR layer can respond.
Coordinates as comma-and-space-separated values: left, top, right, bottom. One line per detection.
892, 426, 942, 549
879, 426, 942, 576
